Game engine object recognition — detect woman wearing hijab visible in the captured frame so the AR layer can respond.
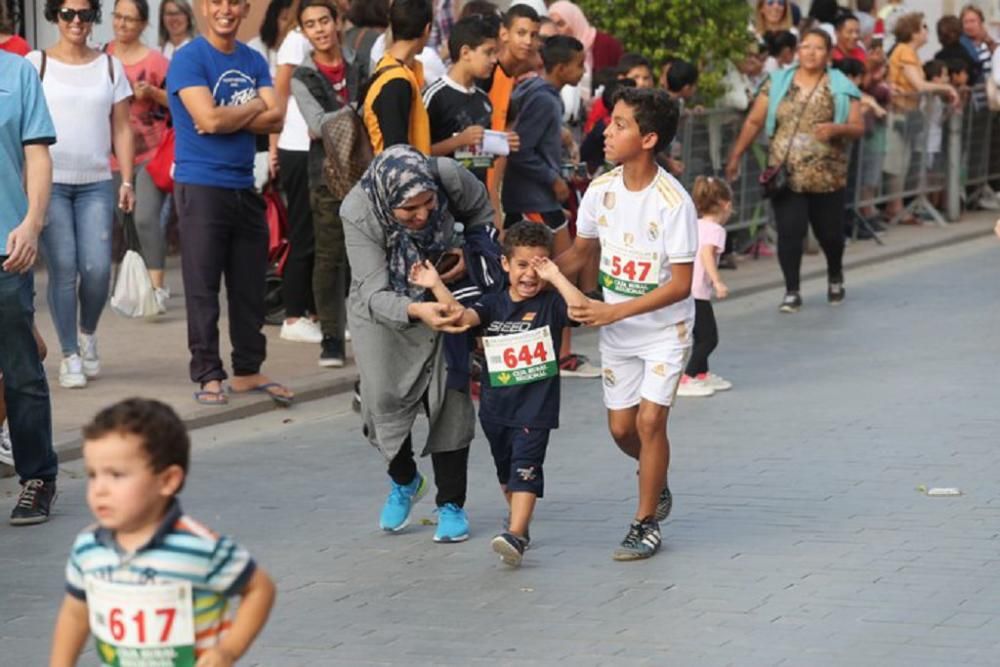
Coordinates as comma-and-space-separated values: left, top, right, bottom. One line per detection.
548, 0, 622, 97
341, 145, 494, 544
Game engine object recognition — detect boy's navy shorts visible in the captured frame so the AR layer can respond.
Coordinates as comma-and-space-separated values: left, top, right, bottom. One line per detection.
480, 420, 551, 497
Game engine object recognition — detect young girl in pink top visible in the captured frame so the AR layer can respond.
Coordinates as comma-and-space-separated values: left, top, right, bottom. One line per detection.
678, 176, 732, 398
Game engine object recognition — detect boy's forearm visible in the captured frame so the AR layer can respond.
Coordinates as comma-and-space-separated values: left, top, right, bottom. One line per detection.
548, 272, 589, 308
612, 266, 693, 320
50, 596, 90, 667
218, 569, 276, 661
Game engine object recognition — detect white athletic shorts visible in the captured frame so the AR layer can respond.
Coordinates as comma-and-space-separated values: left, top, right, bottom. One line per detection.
600, 321, 693, 410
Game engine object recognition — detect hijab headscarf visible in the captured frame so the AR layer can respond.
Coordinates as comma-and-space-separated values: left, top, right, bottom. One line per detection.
548, 1, 596, 51
361, 145, 449, 299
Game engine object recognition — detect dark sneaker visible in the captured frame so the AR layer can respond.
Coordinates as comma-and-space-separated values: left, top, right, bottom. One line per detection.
827, 282, 846, 306
491, 532, 527, 567
10, 479, 56, 526
612, 517, 662, 561
655, 482, 673, 522
504, 513, 531, 549
558, 353, 600, 379
779, 292, 802, 313
318, 336, 345, 368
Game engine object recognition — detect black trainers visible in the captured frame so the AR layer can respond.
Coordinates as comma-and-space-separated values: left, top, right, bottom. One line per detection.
779, 292, 802, 313
10, 479, 56, 526
612, 517, 661, 561
503, 513, 531, 549
318, 336, 345, 368
655, 482, 673, 522
827, 282, 846, 306
491, 532, 527, 567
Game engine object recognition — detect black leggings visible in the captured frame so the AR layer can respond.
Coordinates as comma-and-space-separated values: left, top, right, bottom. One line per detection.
278, 149, 316, 318
771, 188, 845, 292
387, 436, 470, 507
685, 299, 718, 377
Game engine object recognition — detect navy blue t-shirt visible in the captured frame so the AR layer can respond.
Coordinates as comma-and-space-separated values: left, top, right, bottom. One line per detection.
472, 289, 576, 429
167, 36, 271, 189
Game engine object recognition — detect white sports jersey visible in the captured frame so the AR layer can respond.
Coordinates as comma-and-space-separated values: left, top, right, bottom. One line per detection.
576, 165, 698, 354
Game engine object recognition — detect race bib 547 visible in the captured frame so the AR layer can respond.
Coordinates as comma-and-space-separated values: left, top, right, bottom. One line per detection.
599, 241, 661, 297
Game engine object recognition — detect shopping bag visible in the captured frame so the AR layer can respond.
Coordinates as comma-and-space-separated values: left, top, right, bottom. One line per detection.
110, 213, 159, 318
146, 128, 175, 193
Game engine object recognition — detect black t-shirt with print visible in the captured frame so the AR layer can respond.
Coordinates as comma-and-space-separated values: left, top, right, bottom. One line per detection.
423, 75, 493, 184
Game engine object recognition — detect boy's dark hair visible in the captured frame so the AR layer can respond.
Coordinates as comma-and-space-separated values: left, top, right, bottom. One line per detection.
448, 15, 497, 61
390, 0, 433, 40
665, 59, 698, 93
833, 11, 858, 31
83, 398, 191, 492
612, 87, 679, 153
541, 34, 584, 72
502, 221, 554, 258
946, 58, 970, 75
602, 75, 635, 110
834, 57, 864, 79
618, 52, 652, 76
765, 30, 798, 57
45, 0, 102, 23
347, 0, 389, 28
923, 59, 947, 80
459, 0, 498, 20
857, 0, 874, 12
503, 2, 539, 28
297, 0, 338, 26
937, 15, 963, 47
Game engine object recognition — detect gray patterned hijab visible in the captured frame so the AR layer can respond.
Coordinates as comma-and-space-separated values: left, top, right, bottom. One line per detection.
361, 145, 449, 298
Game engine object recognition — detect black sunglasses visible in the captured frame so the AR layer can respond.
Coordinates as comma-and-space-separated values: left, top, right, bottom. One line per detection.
58, 7, 97, 23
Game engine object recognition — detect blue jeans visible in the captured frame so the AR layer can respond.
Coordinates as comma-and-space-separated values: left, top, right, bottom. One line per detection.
0, 267, 57, 482
41, 180, 114, 356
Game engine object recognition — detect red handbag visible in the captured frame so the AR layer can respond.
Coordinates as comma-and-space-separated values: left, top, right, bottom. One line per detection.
146, 128, 175, 193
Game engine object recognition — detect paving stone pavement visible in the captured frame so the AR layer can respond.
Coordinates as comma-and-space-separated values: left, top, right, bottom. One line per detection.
1, 237, 999, 666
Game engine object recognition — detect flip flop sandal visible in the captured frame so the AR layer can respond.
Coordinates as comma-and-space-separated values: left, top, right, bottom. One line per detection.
194, 387, 229, 406
229, 382, 294, 408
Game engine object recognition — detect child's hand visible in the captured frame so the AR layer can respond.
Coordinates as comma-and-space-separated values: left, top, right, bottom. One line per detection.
713, 279, 729, 300
530, 256, 560, 281
459, 125, 486, 148
195, 647, 236, 667
409, 260, 441, 289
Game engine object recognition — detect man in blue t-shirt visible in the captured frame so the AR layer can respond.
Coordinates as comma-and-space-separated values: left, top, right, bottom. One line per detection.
410, 221, 587, 568
0, 51, 59, 525
167, 0, 291, 407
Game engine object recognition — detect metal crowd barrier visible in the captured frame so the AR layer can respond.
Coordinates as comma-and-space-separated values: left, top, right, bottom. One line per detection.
670, 86, 1000, 245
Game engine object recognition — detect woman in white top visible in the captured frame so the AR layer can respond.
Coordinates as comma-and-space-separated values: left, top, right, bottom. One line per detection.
157, 0, 194, 59
273, 19, 325, 344
27, 0, 134, 389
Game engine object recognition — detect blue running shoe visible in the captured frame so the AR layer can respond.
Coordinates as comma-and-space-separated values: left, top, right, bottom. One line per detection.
433, 503, 469, 543
379, 473, 427, 532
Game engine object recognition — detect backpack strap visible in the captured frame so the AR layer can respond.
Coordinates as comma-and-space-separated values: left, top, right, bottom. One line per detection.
39, 50, 47, 81
106, 53, 115, 84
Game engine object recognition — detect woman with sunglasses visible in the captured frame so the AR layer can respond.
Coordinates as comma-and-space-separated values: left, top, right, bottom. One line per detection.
753, 0, 796, 41
27, 0, 134, 389
106, 0, 170, 312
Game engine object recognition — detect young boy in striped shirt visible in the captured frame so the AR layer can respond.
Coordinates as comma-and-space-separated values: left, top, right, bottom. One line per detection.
50, 399, 275, 666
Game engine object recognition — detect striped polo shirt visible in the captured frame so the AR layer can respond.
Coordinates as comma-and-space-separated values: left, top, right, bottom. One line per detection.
65, 500, 256, 655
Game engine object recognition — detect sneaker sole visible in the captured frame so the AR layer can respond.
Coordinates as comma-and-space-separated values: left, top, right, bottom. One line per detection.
676, 389, 714, 397
379, 476, 428, 533
318, 358, 346, 368
280, 335, 323, 344
491, 536, 523, 566
434, 532, 470, 544
59, 378, 87, 389
612, 547, 657, 561
559, 370, 601, 379
778, 306, 800, 314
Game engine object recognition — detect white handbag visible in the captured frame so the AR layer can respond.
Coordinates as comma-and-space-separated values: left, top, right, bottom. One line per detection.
110, 214, 159, 319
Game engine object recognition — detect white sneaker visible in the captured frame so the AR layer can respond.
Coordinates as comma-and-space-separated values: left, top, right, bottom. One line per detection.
280, 318, 323, 343
676, 375, 714, 397
344, 328, 351, 342
59, 354, 87, 388
705, 373, 733, 391
558, 354, 601, 379
0, 421, 13, 467
154, 286, 170, 314
78, 333, 100, 378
